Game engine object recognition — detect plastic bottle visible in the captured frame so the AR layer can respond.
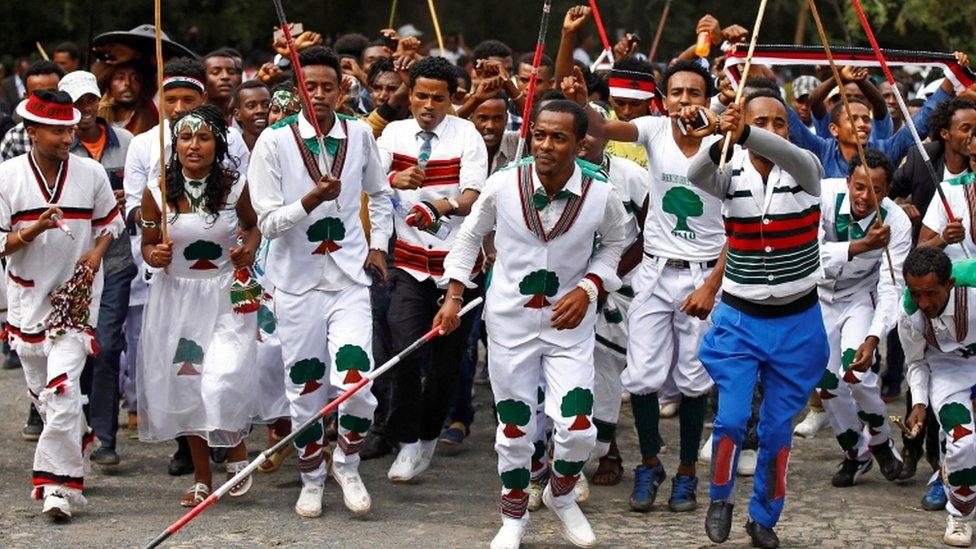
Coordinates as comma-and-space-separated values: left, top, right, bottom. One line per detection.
391, 197, 452, 240
695, 31, 711, 58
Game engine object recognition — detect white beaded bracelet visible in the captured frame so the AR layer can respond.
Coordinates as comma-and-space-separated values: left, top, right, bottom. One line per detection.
576, 278, 598, 303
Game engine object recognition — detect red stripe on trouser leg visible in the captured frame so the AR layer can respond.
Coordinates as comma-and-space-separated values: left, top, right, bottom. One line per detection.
713, 435, 736, 486
549, 473, 578, 497
501, 490, 528, 518
771, 446, 790, 500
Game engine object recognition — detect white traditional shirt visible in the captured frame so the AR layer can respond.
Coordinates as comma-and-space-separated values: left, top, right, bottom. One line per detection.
248, 113, 392, 294
0, 152, 125, 355
818, 178, 912, 339
377, 114, 488, 283
921, 174, 976, 261
444, 159, 633, 347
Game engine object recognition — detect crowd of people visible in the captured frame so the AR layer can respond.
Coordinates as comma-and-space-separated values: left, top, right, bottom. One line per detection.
5, 5, 976, 548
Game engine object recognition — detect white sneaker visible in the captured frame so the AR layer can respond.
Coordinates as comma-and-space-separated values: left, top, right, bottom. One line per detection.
42, 493, 71, 520
737, 449, 757, 476
490, 517, 528, 549
699, 433, 713, 464
388, 442, 422, 482
295, 483, 324, 518
574, 473, 589, 503
660, 400, 679, 418
331, 462, 371, 515
793, 409, 828, 438
944, 515, 973, 547
528, 480, 544, 511
417, 439, 437, 476
542, 484, 596, 547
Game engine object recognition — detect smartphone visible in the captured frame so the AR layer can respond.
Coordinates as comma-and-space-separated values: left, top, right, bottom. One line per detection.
627, 33, 641, 47
273, 22, 303, 42
678, 108, 710, 135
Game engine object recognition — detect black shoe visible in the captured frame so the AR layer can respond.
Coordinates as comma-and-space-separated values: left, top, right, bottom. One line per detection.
705, 500, 734, 543
870, 439, 904, 481
360, 432, 394, 461
831, 457, 872, 487
745, 518, 780, 548
3, 344, 21, 370
91, 447, 120, 466
210, 447, 227, 464
898, 448, 919, 481
22, 404, 42, 441
169, 440, 194, 476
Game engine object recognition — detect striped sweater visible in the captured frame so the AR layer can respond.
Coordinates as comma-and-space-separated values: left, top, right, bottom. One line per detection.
688, 126, 825, 304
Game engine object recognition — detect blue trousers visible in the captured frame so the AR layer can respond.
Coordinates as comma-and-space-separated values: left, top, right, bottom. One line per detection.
89, 264, 136, 449
700, 299, 828, 528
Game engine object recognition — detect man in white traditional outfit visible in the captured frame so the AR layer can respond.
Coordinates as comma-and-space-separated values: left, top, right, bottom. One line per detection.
247, 46, 392, 519
0, 90, 124, 520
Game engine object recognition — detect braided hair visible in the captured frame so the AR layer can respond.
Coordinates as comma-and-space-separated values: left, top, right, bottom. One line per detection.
165, 103, 240, 222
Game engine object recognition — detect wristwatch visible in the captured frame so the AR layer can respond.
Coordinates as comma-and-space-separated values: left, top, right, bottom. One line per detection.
446, 197, 460, 215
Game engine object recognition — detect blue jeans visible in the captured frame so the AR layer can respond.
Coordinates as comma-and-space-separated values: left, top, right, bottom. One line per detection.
89, 264, 136, 449
700, 299, 828, 528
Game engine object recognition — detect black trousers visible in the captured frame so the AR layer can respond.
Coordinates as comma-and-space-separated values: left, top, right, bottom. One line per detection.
384, 269, 477, 444
903, 388, 941, 472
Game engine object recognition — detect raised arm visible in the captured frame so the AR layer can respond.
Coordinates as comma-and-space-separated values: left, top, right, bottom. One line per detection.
554, 5, 592, 84
561, 65, 639, 142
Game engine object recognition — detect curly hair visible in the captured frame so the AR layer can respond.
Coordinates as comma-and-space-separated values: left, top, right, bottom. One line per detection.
163, 57, 206, 82
471, 40, 512, 65
927, 97, 976, 143
408, 56, 458, 96
904, 246, 951, 285
165, 103, 239, 223
661, 60, 716, 98
848, 148, 895, 183
366, 56, 397, 87
297, 46, 342, 80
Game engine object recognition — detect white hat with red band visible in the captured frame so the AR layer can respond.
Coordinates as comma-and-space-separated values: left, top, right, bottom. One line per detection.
16, 90, 81, 126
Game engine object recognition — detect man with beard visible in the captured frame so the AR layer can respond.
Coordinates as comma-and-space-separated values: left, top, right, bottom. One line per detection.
233, 80, 270, 152
98, 64, 156, 136
204, 49, 244, 127
59, 70, 135, 468
1, 60, 65, 161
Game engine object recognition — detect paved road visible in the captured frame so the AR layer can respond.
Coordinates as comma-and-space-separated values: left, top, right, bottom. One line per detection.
0, 365, 945, 548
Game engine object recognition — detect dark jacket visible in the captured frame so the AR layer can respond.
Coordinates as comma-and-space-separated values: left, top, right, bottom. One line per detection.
890, 141, 947, 242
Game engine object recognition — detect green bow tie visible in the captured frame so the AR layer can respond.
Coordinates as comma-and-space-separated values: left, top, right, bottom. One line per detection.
835, 214, 866, 240
533, 189, 573, 210
303, 136, 341, 156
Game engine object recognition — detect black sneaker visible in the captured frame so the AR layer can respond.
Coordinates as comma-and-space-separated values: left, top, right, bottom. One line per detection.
870, 439, 904, 481
21, 404, 42, 441
898, 447, 919, 480
91, 447, 120, 466
831, 457, 872, 487
169, 439, 193, 476
360, 432, 395, 461
705, 500, 734, 543
745, 518, 780, 548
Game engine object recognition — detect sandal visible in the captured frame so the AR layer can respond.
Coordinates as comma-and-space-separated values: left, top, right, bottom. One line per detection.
180, 482, 211, 507
258, 432, 294, 474
590, 453, 623, 486
226, 461, 253, 497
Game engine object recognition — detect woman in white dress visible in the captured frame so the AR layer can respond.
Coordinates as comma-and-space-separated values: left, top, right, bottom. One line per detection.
137, 104, 261, 507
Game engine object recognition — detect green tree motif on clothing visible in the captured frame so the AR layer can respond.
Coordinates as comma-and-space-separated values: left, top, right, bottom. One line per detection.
339, 414, 372, 441
496, 399, 531, 438
554, 459, 586, 477
290, 358, 326, 395
306, 217, 346, 254
858, 411, 885, 433
519, 269, 560, 309
940, 402, 974, 442
336, 344, 370, 384
500, 467, 530, 498
173, 338, 204, 376
560, 387, 594, 431
817, 370, 839, 400
662, 187, 703, 239
294, 420, 324, 458
184, 240, 222, 270
257, 304, 276, 336
949, 467, 976, 494
841, 348, 863, 384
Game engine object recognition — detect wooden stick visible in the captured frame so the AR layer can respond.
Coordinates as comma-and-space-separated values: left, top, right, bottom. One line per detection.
648, 0, 672, 64
808, 0, 896, 284
35, 42, 49, 61
427, 0, 445, 57
388, 0, 398, 29
717, 0, 769, 172
154, 0, 168, 241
